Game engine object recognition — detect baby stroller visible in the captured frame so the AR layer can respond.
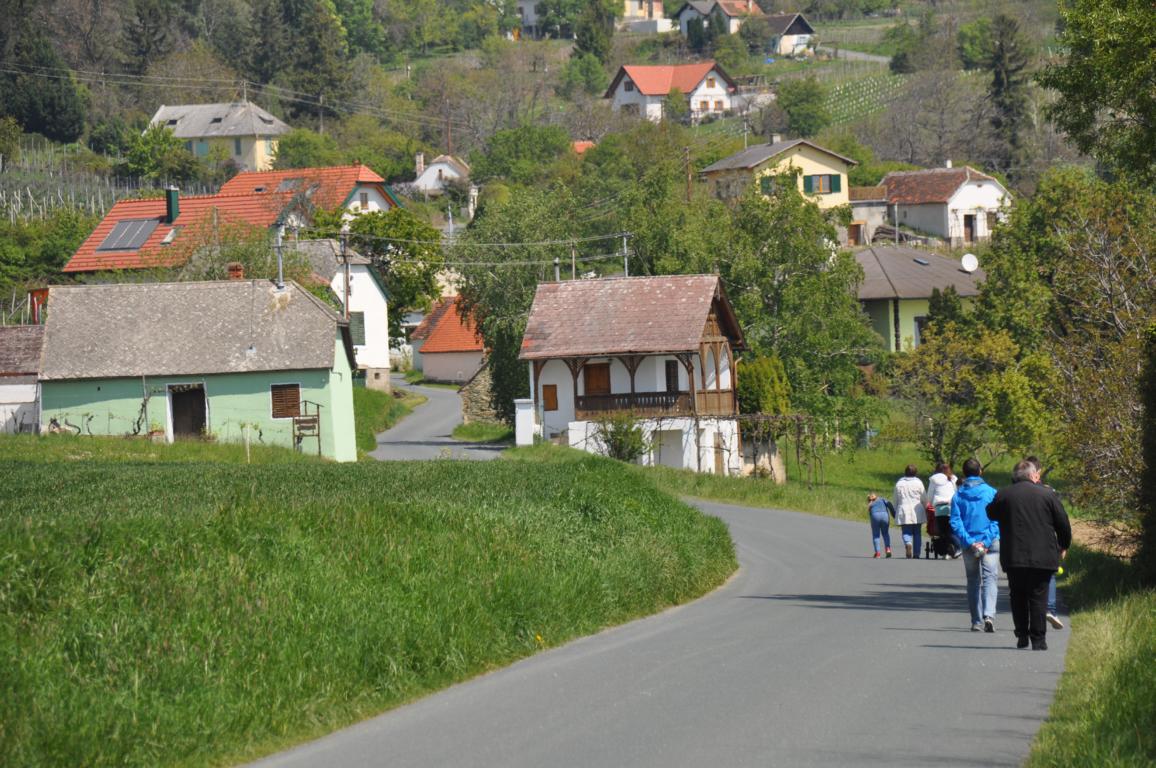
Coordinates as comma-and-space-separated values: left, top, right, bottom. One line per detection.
924, 503, 955, 559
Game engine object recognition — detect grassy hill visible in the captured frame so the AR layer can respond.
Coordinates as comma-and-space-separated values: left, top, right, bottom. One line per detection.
0, 435, 735, 766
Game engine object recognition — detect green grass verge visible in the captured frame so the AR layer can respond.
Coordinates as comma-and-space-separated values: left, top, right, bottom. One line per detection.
352, 386, 426, 454
452, 421, 514, 444
0, 436, 735, 767
1026, 548, 1155, 767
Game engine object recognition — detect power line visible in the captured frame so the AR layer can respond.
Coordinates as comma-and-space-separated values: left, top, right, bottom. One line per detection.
306, 229, 630, 249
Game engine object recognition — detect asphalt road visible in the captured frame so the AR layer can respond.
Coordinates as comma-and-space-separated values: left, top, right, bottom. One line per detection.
249, 500, 1069, 768
368, 375, 504, 462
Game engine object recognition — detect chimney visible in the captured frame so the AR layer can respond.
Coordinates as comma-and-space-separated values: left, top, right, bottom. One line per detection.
226, 262, 245, 281
748, 0, 754, 11
165, 186, 179, 224
945, 159, 953, 169
416, 152, 425, 176
770, 133, 783, 144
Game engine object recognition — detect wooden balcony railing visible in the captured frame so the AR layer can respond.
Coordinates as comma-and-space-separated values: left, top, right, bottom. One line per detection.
574, 390, 735, 420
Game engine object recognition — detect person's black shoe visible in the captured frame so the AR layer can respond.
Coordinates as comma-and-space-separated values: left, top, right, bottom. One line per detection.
983, 617, 995, 633
1017, 636, 1030, 649
1032, 640, 1048, 651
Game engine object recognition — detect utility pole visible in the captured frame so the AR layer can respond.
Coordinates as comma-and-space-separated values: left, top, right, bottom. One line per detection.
319, 95, 325, 135
622, 234, 629, 277
553, 255, 560, 282
274, 229, 285, 290
570, 243, 577, 280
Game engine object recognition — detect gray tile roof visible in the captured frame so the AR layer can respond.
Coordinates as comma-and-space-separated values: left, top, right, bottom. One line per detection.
700, 139, 857, 173
0, 325, 44, 375
291, 239, 370, 282
40, 280, 341, 381
856, 245, 984, 301
520, 275, 743, 360
149, 101, 290, 139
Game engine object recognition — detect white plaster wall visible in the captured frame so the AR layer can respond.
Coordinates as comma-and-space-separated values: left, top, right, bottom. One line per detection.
897, 202, 951, 239
423, 351, 483, 383
688, 73, 733, 118
414, 162, 465, 194
345, 185, 394, 216
610, 81, 665, 121
1, 382, 38, 433
946, 180, 1008, 242
567, 416, 742, 475
776, 33, 812, 55
331, 264, 390, 370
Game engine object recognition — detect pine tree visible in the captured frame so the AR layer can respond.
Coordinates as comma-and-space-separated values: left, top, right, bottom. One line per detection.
986, 13, 1032, 175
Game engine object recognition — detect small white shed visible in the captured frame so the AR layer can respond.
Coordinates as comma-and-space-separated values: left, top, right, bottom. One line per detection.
0, 325, 44, 434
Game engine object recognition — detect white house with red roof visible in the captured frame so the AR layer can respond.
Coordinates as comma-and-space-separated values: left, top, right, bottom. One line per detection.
63, 164, 402, 275
411, 296, 484, 384
515, 275, 745, 475
882, 163, 1010, 247
605, 62, 736, 122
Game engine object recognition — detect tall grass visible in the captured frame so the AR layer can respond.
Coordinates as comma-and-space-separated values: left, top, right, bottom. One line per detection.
352, 387, 425, 454
0, 437, 735, 767
1027, 548, 1156, 767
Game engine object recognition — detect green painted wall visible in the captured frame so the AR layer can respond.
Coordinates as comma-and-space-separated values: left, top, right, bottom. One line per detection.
41, 334, 357, 462
897, 298, 930, 351
864, 297, 976, 353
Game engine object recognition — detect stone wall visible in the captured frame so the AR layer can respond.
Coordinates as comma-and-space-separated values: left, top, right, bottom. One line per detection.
459, 362, 500, 424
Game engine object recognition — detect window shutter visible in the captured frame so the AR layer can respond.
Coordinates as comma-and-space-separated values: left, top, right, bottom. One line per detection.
803, 175, 814, 194
831, 174, 842, 193
759, 176, 775, 195
271, 384, 301, 418
349, 312, 366, 346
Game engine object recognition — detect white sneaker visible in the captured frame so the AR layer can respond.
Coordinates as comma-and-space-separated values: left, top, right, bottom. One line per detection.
1046, 613, 1064, 630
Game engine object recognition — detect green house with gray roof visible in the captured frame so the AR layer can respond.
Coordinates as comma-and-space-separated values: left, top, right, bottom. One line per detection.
39, 280, 357, 461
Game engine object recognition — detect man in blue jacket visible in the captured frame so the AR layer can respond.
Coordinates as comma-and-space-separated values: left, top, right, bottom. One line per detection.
950, 458, 1000, 632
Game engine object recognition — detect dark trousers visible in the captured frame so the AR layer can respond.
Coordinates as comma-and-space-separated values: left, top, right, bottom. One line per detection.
1006, 568, 1053, 646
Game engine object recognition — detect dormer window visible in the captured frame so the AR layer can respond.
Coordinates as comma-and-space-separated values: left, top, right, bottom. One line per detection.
707, 77, 716, 88
624, 81, 635, 92
166, 119, 178, 126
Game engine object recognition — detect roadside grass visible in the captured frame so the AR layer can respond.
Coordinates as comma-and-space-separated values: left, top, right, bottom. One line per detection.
401, 371, 461, 390
0, 432, 315, 465
352, 386, 426, 453
452, 421, 513, 444
0, 438, 735, 767
1027, 548, 1156, 767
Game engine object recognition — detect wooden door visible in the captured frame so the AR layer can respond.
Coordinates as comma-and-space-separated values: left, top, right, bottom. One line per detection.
665, 360, 680, 393
171, 385, 206, 438
963, 214, 975, 243
714, 432, 725, 475
584, 363, 611, 395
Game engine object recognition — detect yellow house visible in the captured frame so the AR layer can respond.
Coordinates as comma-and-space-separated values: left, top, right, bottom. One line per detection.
149, 101, 291, 172
700, 137, 856, 210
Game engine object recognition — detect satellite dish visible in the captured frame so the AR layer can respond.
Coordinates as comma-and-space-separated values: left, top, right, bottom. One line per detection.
961, 253, 979, 273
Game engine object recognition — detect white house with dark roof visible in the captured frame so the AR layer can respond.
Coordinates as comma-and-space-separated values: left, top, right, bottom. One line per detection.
294, 239, 391, 392
856, 245, 986, 351
764, 13, 816, 56
515, 275, 745, 475
150, 101, 290, 171
38, 281, 357, 461
0, 325, 44, 433
882, 164, 1010, 247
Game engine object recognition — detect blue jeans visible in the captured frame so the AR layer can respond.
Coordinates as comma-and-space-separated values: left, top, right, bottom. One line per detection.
901, 523, 921, 555
963, 540, 1000, 624
870, 512, 891, 553
1047, 573, 1057, 614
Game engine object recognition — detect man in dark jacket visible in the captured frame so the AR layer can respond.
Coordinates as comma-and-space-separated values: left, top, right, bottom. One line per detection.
986, 459, 1073, 650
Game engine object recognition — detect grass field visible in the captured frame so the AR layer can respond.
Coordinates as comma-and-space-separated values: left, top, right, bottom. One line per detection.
1026, 548, 1155, 766
452, 421, 514, 443
0, 435, 735, 767
352, 386, 426, 454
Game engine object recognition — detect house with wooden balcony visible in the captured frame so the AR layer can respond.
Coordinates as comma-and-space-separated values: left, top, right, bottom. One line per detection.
515, 275, 746, 475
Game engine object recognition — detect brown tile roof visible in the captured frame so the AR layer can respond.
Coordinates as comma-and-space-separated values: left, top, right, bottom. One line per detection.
849, 185, 887, 202
520, 275, 743, 360
0, 325, 44, 375
856, 245, 984, 301
605, 62, 736, 98
421, 297, 484, 354
882, 167, 998, 205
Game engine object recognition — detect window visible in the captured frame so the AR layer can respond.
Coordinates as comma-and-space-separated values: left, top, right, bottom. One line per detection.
624, 81, 635, 92
234, 138, 242, 156
707, 77, 716, 88
665, 360, 680, 393
759, 175, 776, 195
349, 312, 366, 345
583, 363, 611, 395
359, 191, 369, 209
166, 119, 178, 126
913, 316, 929, 347
714, 100, 723, 111
210, 117, 223, 124
270, 384, 300, 419
699, 100, 709, 112
195, 140, 208, 157
803, 174, 841, 195
542, 384, 558, 411
97, 219, 160, 251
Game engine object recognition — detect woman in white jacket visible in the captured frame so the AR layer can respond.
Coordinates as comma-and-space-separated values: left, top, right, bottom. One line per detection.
894, 464, 927, 558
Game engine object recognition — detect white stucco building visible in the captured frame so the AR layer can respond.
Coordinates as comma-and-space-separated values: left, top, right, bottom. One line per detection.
412, 153, 470, 196
882, 164, 1011, 247
516, 275, 746, 475
604, 62, 737, 123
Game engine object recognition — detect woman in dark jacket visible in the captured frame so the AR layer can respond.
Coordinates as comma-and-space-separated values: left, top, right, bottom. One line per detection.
986, 460, 1072, 650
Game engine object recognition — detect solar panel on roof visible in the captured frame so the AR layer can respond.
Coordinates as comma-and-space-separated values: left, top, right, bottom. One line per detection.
97, 219, 160, 251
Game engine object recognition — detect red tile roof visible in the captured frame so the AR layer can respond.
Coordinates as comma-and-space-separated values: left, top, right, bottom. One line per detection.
220, 163, 394, 211
883, 167, 1000, 205
607, 62, 735, 98
410, 297, 454, 341
420, 297, 484, 354
572, 140, 596, 155
716, 0, 765, 17
63, 193, 288, 273
520, 275, 744, 360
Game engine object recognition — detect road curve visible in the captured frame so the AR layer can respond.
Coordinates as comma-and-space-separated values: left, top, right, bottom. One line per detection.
368, 375, 504, 462
249, 500, 1068, 767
